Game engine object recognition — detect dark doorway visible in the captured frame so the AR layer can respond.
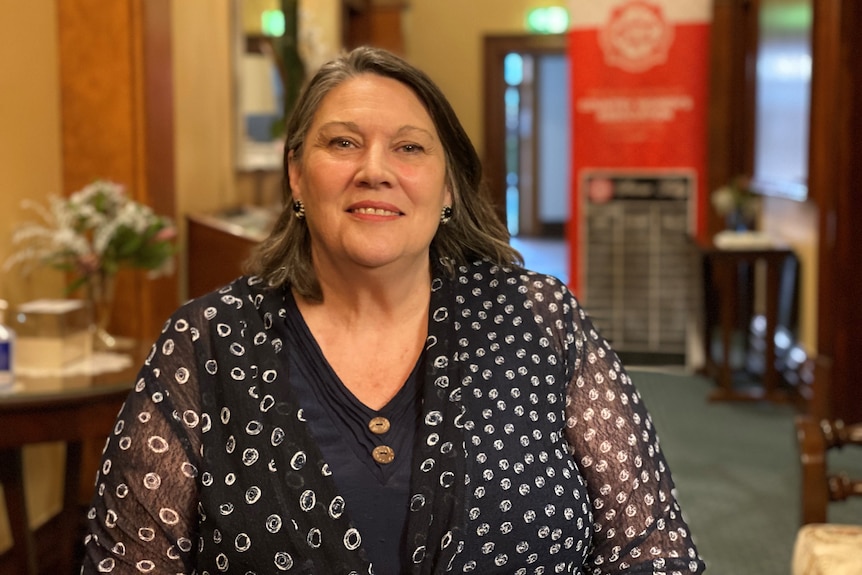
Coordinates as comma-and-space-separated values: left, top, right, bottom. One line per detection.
482, 34, 568, 238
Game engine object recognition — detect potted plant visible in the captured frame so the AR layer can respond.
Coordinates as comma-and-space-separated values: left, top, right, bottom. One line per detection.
711, 175, 760, 231
4, 180, 176, 349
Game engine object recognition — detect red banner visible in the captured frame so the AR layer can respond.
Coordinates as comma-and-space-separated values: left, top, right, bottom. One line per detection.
567, 0, 711, 292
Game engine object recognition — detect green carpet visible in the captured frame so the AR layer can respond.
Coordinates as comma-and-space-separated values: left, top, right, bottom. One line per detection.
627, 367, 862, 575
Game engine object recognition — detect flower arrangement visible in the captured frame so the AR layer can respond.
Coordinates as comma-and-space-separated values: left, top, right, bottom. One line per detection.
711, 175, 760, 231
4, 180, 176, 293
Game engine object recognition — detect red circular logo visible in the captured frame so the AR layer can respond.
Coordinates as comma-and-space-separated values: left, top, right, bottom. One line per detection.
599, 1, 674, 73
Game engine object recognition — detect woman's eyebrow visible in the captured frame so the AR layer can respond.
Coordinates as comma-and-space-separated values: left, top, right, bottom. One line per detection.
394, 125, 437, 141
317, 121, 435, 140
317, 120, 360, 132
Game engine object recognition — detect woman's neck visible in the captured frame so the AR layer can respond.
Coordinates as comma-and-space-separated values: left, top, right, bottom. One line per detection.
301, 256, 434, 326
292, 258, 433, 410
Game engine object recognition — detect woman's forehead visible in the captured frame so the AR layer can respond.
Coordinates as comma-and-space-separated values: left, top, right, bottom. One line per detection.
312, 74, 435, 129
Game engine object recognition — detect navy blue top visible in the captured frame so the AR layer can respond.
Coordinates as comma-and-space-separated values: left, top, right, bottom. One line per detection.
281, 291, 422, 574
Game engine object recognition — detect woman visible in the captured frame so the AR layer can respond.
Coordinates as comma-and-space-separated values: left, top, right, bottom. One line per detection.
83, 46, 705, 574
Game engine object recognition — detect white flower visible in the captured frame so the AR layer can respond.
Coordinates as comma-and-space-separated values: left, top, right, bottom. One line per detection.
4, 179, 176, 292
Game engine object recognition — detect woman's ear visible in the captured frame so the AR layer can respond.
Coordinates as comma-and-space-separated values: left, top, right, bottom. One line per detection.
287, 150, 302, 200
444, 183, 454, 212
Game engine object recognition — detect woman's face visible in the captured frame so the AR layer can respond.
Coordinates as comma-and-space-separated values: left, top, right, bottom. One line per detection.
289, 73, 451, 276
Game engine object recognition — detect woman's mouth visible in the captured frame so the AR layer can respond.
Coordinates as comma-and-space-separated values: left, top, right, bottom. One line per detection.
350, 207, 402, 216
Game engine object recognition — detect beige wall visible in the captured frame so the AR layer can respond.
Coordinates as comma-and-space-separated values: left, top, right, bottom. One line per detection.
173, 0, 237, 215
0, 2, 66, 306
761, 197, 819, 352
0, 1, 67, 550
172, 0, 237, 300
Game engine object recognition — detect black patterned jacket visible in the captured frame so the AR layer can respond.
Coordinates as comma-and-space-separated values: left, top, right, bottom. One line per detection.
82, 259, 705, 575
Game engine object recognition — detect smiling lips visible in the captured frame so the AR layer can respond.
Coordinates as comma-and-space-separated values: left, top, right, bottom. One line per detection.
349, 207, 403, 216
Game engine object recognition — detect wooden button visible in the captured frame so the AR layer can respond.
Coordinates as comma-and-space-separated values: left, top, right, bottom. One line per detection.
368, 416, 391, 435
372, 445, 395, 464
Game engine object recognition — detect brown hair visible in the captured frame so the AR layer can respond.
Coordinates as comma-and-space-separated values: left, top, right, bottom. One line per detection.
246, 46, 521, 300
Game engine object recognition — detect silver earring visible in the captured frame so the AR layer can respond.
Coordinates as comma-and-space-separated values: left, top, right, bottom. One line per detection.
292, 200, 305, 220
440, 205, 453, 224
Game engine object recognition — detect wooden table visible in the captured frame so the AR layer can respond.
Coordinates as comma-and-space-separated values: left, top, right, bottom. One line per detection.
0, 349, 143, 575
697, 239, 798, 403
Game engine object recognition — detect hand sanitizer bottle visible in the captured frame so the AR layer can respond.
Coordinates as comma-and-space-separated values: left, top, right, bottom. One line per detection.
0, 299, 14, 389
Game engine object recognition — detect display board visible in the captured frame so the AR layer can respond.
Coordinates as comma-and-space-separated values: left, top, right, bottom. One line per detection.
579, 171, 695, 356
567, 0, 711, 293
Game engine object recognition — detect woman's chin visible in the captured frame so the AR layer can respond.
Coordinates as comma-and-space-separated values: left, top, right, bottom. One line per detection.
341, 247, 428, 273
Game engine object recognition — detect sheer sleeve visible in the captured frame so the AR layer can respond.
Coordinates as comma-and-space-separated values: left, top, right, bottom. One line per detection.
81, 312, 204, 574
562, 300, 706, 574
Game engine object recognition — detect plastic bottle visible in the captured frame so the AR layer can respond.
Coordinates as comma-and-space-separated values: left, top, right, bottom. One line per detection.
0, 299, 14, 389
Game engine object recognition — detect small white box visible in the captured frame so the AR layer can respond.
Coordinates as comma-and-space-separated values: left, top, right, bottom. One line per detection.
14, 299, 93, 370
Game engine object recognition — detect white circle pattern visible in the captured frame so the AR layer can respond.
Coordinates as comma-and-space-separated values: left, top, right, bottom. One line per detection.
82, 261, 704, 574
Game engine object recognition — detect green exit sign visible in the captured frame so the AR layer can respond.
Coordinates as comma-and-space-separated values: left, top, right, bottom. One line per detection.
526, 7, 569, 34
262, 10, 285, 37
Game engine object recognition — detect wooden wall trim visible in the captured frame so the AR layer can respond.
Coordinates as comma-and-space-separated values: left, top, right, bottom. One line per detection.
813, 0, 862, 423
707, 0, 758, 237
135, 0, 178, 338
58, 0, 136, 194
810, 0, 842, 368
342, 0, 406, 54
57, 0, 178, 343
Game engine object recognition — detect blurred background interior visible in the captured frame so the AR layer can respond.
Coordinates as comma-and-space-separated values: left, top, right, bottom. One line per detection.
1, 1, 861, 574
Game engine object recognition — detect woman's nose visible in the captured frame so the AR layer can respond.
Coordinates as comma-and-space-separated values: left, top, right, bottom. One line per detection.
355, 144, 393, 188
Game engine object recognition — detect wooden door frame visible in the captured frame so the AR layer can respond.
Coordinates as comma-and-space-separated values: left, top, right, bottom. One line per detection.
707, 0, 759, 237
482, 34, 567, 229
810, 0, 862, 423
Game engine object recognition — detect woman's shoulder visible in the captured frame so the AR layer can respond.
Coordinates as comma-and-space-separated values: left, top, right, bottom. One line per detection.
184, 275, 275, 305
170, 275, 282, 325
445, 259, 586, 336
149, 276, 289, 366
456, 258, 573, 299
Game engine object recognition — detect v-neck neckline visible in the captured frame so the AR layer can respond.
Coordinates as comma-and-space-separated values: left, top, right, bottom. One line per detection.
282, 289, 423, 483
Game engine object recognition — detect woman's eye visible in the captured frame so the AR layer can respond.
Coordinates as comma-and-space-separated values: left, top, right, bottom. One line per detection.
401, 143, 424, 153
331, 138, 354, 148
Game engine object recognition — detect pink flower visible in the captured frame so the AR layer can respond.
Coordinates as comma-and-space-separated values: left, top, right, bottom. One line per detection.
77, 253, 102, 275
154, 226, 177, 241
